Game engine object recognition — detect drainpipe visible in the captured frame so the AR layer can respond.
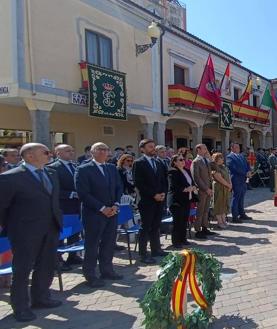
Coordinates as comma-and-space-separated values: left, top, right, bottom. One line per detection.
159, 25, 167, 116
26, 0, 36, 95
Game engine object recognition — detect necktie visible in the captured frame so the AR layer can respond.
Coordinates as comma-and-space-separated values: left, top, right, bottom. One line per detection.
203, 158, 209, 167
100, 164, 107, 177
151, 158, 157, 173
36, 169, 52, 194
68, 162, 75, 175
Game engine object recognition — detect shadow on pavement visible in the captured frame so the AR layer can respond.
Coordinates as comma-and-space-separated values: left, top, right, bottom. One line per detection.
0, 298, 137, 329
211, 314, 259, 328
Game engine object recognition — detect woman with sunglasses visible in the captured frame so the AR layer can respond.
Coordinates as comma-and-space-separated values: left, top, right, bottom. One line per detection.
167, 154, 197, 248
117, 154, 135, 197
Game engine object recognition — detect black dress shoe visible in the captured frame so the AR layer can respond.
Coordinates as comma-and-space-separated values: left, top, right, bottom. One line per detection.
172, 244, 183, 249
85, 277, 105, 288
140, 256, 156, 264
232, 217, 242, 223
239, 214, 253, 220
182, 240, 191, 246
14, 309, 36, 322
194, 231, 207, 239
202, 228, 216, 235
32, 299, 62, 309
66, 255, 83, 265
151, 250, 168, 257
101, 272, 124, 280
114, 244, 126, 251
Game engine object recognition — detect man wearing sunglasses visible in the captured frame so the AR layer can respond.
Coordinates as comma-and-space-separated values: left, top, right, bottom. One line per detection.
0, 143, 62, 322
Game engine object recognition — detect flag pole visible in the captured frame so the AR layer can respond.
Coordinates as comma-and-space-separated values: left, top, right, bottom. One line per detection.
236, 74, 251, 119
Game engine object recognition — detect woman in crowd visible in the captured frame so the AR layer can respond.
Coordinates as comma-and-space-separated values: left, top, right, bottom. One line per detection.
167, 154, 197, 248
117, 154, 135, 197
211, 153, 232, 229
177, 147, 193, 170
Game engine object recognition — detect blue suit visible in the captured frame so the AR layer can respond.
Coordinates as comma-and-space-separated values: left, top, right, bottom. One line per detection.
226, 152, 250, 218
75, 161, 123, 279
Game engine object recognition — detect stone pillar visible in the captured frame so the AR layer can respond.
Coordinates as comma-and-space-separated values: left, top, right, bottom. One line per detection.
261, 132, 267, 149
221, 130, 230, 155
242, 130, 250, 150
24, 99, 55, 148
191, 126, 203, 150
141, 123, 154, 140
154, 122, 166, 145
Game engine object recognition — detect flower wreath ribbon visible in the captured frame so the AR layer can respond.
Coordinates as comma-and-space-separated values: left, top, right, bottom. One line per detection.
171, 250, 208, 329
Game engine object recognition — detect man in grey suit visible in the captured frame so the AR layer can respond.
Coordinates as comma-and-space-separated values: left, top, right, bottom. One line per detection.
75, 142, 123, 288
191, 144, 215, 239
268, 148, 277, 192
0, 143, 62, 322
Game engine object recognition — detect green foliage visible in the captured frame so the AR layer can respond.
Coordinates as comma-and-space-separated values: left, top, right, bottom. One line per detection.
140, 249, 222, 329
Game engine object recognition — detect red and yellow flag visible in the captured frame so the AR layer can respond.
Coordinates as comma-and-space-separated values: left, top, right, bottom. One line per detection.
237, 75, 252, 103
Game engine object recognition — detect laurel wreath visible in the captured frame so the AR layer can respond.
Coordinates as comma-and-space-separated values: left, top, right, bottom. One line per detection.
140, 249, 222, 329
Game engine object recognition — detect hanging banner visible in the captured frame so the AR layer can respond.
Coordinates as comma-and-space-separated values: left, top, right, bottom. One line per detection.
87, 64, 127, 120
219, 101, 234, 130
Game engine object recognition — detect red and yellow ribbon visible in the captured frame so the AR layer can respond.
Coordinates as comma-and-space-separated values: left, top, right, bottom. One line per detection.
171, 250, 208, 329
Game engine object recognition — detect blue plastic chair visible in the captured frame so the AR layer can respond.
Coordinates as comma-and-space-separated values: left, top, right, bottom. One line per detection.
0, 237, 12, 277
57, 214, 84, 291
117, 205, 140, 265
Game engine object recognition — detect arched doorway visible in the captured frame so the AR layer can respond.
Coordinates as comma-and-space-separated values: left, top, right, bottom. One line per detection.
165, 118, 196, 150
250, 130, 262, 150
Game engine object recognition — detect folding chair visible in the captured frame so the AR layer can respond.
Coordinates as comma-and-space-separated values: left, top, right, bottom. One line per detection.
57, 214, 84, 292
188, 206, 197, 238
117, 205, 140, 265
0, 237, 12, 278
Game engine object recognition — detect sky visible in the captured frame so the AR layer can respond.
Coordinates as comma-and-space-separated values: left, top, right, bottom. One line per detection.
181, 0, 277, 79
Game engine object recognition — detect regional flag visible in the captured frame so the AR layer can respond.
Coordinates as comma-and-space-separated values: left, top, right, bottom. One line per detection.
237, 75, 252, 103
260, 83, 276, 110
196, 54, 221, 111
220, 63, 231, 96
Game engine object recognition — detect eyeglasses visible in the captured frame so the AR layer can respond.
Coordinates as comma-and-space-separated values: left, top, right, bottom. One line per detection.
96, 148, 109, 152
177, 158, 185, 162
125, 159, 133, 163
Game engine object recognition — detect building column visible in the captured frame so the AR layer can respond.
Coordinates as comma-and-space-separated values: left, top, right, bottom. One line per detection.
242, 130, 250, 150
221, 130, 230, 155
141, 123, 154, 140
154, 122, 166, 145
261, 132, 267, 149
191, 125, 203, 150
24, 99, 55, 148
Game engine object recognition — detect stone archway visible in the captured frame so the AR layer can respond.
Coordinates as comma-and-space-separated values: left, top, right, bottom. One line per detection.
165, 118, 197, 150
230, 126, 250, 151
265, 132, 273, 149
250, 130, 262, 150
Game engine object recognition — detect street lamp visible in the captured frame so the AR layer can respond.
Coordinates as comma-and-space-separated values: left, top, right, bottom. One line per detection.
253, 76, 262, 93
136, 21, 161, 56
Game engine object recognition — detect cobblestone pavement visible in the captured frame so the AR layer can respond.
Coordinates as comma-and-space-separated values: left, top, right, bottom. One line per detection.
0, 187, 276, 329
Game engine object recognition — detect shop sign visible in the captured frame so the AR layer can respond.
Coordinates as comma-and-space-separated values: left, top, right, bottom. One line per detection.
71, 92, 88, 106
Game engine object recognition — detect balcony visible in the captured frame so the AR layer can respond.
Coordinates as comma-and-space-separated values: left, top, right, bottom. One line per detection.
168, 84, 269, 125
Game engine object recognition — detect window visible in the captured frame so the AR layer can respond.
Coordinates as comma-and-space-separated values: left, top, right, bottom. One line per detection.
86, 30, 112, 69
174, 65, 185, 85
253, 95, 259, 107
234, 87, 240, 101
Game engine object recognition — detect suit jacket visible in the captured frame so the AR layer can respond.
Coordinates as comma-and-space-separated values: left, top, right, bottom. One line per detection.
48, 159, 80, 214
191, 156, 212, 192
167, 168, 195, 207
75, 161, 123, 217
132, 156, 167, 201
226, 152, 250, 183
0, 164, 62, 237
156, 158, 169, 192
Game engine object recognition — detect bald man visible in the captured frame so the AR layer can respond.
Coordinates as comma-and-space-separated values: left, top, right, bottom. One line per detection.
48, 144, 82, 267
0, 143, 62, 322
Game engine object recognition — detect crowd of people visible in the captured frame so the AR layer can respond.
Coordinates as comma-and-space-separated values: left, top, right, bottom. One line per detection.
0, 140, 276, 322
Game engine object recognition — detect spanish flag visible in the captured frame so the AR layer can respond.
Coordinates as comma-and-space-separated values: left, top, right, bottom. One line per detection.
237, 75, 252, 103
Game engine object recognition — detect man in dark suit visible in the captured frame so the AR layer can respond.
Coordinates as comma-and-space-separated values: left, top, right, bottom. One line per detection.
75, 142, 123, 288
2, 148, 20, 169
133, 139, 167, 264
226, 142, 252, 223
0, 143, 62, 322
77, 145, 91, 165
48, 144, 82, 267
